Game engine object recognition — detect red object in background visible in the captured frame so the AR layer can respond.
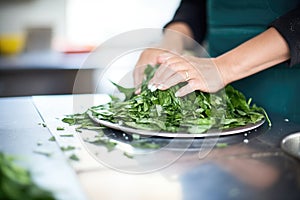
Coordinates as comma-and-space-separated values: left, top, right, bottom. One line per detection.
61, 44, 95, 54
53, 39, 96, 54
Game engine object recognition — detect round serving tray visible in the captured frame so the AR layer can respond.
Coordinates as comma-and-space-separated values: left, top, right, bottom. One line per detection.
88, 111, 265, 138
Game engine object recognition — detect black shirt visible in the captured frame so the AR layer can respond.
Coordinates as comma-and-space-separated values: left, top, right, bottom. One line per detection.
166, 0, 300, 66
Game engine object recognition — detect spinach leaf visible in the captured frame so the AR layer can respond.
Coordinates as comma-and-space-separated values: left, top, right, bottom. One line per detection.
0, 152, 56, 200
111, 81, 135, 100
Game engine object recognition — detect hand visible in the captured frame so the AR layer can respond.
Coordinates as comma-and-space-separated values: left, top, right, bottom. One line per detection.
134, 48, 168, 94
148, 53, 227, 97
133, 23, 194, 94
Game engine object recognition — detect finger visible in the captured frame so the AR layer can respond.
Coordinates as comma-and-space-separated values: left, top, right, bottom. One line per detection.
157, 53, 173, 63
149, 55, 184, 86
133, 66, 144, 87
134, 64, 148, 93
152, 54, 176, 81
135, 88, 141, 95
175, 81, 197, 97
158, 71, 189, 91
155, 62, 188, 86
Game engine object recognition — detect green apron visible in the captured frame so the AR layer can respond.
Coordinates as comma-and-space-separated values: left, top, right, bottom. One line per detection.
207, 0, 300, 122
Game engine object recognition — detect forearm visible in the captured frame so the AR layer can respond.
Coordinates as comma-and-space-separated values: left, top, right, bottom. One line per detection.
216, 27, 290, 85
162, 22, 194, 52
162, 0, 207, 51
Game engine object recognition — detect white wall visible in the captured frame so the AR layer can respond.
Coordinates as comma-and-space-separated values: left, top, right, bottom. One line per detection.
66, 0, 180, 45
0, 0, 66, 38
0, 0, 180, 46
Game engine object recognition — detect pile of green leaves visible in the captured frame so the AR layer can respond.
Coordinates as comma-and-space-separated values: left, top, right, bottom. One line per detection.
88, 65, 270, 134
0, 152, 55, 200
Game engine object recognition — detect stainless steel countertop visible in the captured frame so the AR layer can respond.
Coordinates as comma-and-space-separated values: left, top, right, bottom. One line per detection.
1, 94, 300, 200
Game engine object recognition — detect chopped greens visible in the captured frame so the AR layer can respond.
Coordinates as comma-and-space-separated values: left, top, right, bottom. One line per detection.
123, 152, 134, 159
38, 122, 47, 127
56, 127, 65, 131
33, 150, 52, 157
48, 136, 56, 142
131, 141, 161, 149
88, 65, 270, 134
216, 143, 228, 148
60, 146, 76, 151
62, 113, 104, 132
61, 64, 271, 155
59, 134, 73, 137
111, 81, 135, 100
88, 137, 117, 152
0, 152, 55, 200
69, 154, 79, 161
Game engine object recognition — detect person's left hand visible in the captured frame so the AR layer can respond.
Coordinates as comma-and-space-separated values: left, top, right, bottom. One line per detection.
148, 53, 227, 97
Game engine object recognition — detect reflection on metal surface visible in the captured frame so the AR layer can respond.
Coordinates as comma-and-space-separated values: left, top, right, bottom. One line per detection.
281, 132, 300, 160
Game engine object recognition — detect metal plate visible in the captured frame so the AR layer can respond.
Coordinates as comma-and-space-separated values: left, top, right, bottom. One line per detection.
88, 111, 265, 138
281, 132, 300, 160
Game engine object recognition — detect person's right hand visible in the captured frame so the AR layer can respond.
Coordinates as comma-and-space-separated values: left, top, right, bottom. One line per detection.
134, 23, 193, 94
134, 48, 167, 94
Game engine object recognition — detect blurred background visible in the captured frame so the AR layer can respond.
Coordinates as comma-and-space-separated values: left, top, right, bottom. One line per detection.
0, 0, 180, 97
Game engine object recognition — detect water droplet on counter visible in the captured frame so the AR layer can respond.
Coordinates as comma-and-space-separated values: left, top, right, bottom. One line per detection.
243, 139, 249, 144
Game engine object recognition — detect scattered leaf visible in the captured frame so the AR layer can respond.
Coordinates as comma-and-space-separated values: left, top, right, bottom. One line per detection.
48, 136, 56, 142
56, 127, 65, 131
0, 152, 55, 199
33, 150, 52, 157
69, 154, 79, 161
59, 134, 73, 137
60, 146, 76, 151
216, 143, 228, 148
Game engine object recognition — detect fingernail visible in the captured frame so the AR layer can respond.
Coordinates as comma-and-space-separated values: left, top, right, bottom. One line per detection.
150, 85, 157, 92
175, 91, 180, 97
135, 88, 141, 94
147, 84, 152, 90
157, 84, 164, 90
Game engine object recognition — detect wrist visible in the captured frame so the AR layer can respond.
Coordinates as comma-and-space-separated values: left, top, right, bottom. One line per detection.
160, 30, 186, 53
163, 22, 194, 51
213, 55, 237, 87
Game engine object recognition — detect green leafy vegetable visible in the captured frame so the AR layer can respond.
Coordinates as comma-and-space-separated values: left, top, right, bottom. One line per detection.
33, 150, 52, 157
88, 137, 117, 152
61, 112, 116, 152
0, 152, 55, 200
216, 143, 228, 148
62, 113, 104, 131
56, 127, 65, 131
88, 65, 270, 134
59, 134, 73, 137
38, 122, 47, 127
69, 154, 79, 161
60, 146, 76, 151
131, 141, 161, 149
123, 152, 134, 159
48, 136, 56, 142
111, 81, 135, 100
61, 64, 271, 155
